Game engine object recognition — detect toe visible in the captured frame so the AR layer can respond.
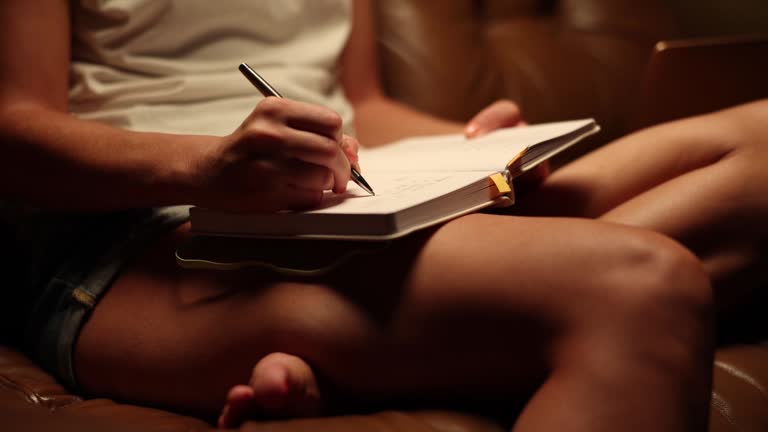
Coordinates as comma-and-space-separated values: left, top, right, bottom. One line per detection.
250, 352, 323, 418
218, 385, 255, 428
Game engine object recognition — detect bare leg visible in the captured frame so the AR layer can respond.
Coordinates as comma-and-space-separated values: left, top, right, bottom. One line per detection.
516, 100, 768, 292
74, 215, 712, 431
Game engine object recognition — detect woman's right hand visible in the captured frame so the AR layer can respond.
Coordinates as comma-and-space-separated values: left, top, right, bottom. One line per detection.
189, 97, 358, 212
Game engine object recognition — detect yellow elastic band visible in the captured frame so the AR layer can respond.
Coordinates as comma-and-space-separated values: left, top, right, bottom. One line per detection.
489, 173, 512, 194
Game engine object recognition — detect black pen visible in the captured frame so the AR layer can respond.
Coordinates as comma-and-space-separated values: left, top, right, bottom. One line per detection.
238, 62, 375, 196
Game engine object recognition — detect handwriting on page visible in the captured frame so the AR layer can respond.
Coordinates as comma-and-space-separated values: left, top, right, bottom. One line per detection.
311, 171, 491, 214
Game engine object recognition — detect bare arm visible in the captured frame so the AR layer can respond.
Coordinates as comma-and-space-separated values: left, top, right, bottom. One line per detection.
340, 0, 463, 147
341, 0, 524, 147
0, 1, 351, 211
0, 1, 216, 210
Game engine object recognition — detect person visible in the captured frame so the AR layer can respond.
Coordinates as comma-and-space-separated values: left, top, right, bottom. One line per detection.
0, 0, 765, 431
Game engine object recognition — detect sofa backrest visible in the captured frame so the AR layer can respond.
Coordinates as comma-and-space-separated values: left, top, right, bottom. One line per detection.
373, 0, 767, 150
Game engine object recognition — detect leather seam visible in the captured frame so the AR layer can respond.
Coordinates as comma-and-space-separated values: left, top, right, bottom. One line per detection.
0, 373, 82, 410
710, 391, 740, 430
714, 360, 768, 404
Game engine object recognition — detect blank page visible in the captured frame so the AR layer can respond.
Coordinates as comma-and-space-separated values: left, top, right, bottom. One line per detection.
358, 119, 595, 173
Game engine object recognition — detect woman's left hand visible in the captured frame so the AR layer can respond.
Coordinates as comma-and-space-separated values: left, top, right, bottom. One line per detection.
464, 99, 525, 138
464, 99, 549, 193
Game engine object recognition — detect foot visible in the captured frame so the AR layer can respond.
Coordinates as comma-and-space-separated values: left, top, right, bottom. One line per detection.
218, 352, 323, 428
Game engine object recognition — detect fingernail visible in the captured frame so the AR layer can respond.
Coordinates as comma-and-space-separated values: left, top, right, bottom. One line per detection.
352, 161, 362, 173
465, 123, 478, 137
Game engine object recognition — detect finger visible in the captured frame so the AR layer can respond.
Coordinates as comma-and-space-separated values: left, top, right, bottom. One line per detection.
275, 128, 350, 194
277, 128, 343, 167
252, 159, 334, 193
331, 151, 351, 195
238, 124, 347, 178
285, 133, 350, 194
341, 134, 361, 172
237, 160, 328, 211
465, 99, 524, 138
279, 158, 335, 192
251, 97, 343, 140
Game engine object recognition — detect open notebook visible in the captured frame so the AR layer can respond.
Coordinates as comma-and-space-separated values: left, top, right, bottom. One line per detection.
190, 119, 599, 240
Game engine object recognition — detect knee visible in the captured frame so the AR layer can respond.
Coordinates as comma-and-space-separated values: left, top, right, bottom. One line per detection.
718, 141, 768, 226
620, 232, 712, 319
583, 231, 714, 364
718, 99, 768, 155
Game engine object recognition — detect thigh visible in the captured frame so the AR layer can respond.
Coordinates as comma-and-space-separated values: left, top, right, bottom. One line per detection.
519, 99, 768, 221
517, 100, 768, 289
73, 214, 695, 416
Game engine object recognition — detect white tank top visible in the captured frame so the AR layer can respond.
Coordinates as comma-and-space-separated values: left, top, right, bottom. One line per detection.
68, 0, 354, 135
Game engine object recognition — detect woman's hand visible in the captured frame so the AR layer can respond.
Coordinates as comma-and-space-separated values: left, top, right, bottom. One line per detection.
464, 99, 549, 193
464, 99, 525, 138
191, 97, 359, 212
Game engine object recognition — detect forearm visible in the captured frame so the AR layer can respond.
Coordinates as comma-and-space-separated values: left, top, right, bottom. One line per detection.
351, 94, 463, 147
0, 103, 211, 210
342, 0, 464, 147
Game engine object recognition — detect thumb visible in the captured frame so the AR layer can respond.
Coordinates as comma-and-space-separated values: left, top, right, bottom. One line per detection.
465, 99, 523, 138
341, 134, 361, 172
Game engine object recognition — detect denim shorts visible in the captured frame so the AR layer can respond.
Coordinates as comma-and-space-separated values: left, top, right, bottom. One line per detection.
20, 206, 190, 391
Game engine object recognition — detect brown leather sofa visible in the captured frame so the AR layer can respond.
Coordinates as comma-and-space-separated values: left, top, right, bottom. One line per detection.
2, 1, 767, 431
